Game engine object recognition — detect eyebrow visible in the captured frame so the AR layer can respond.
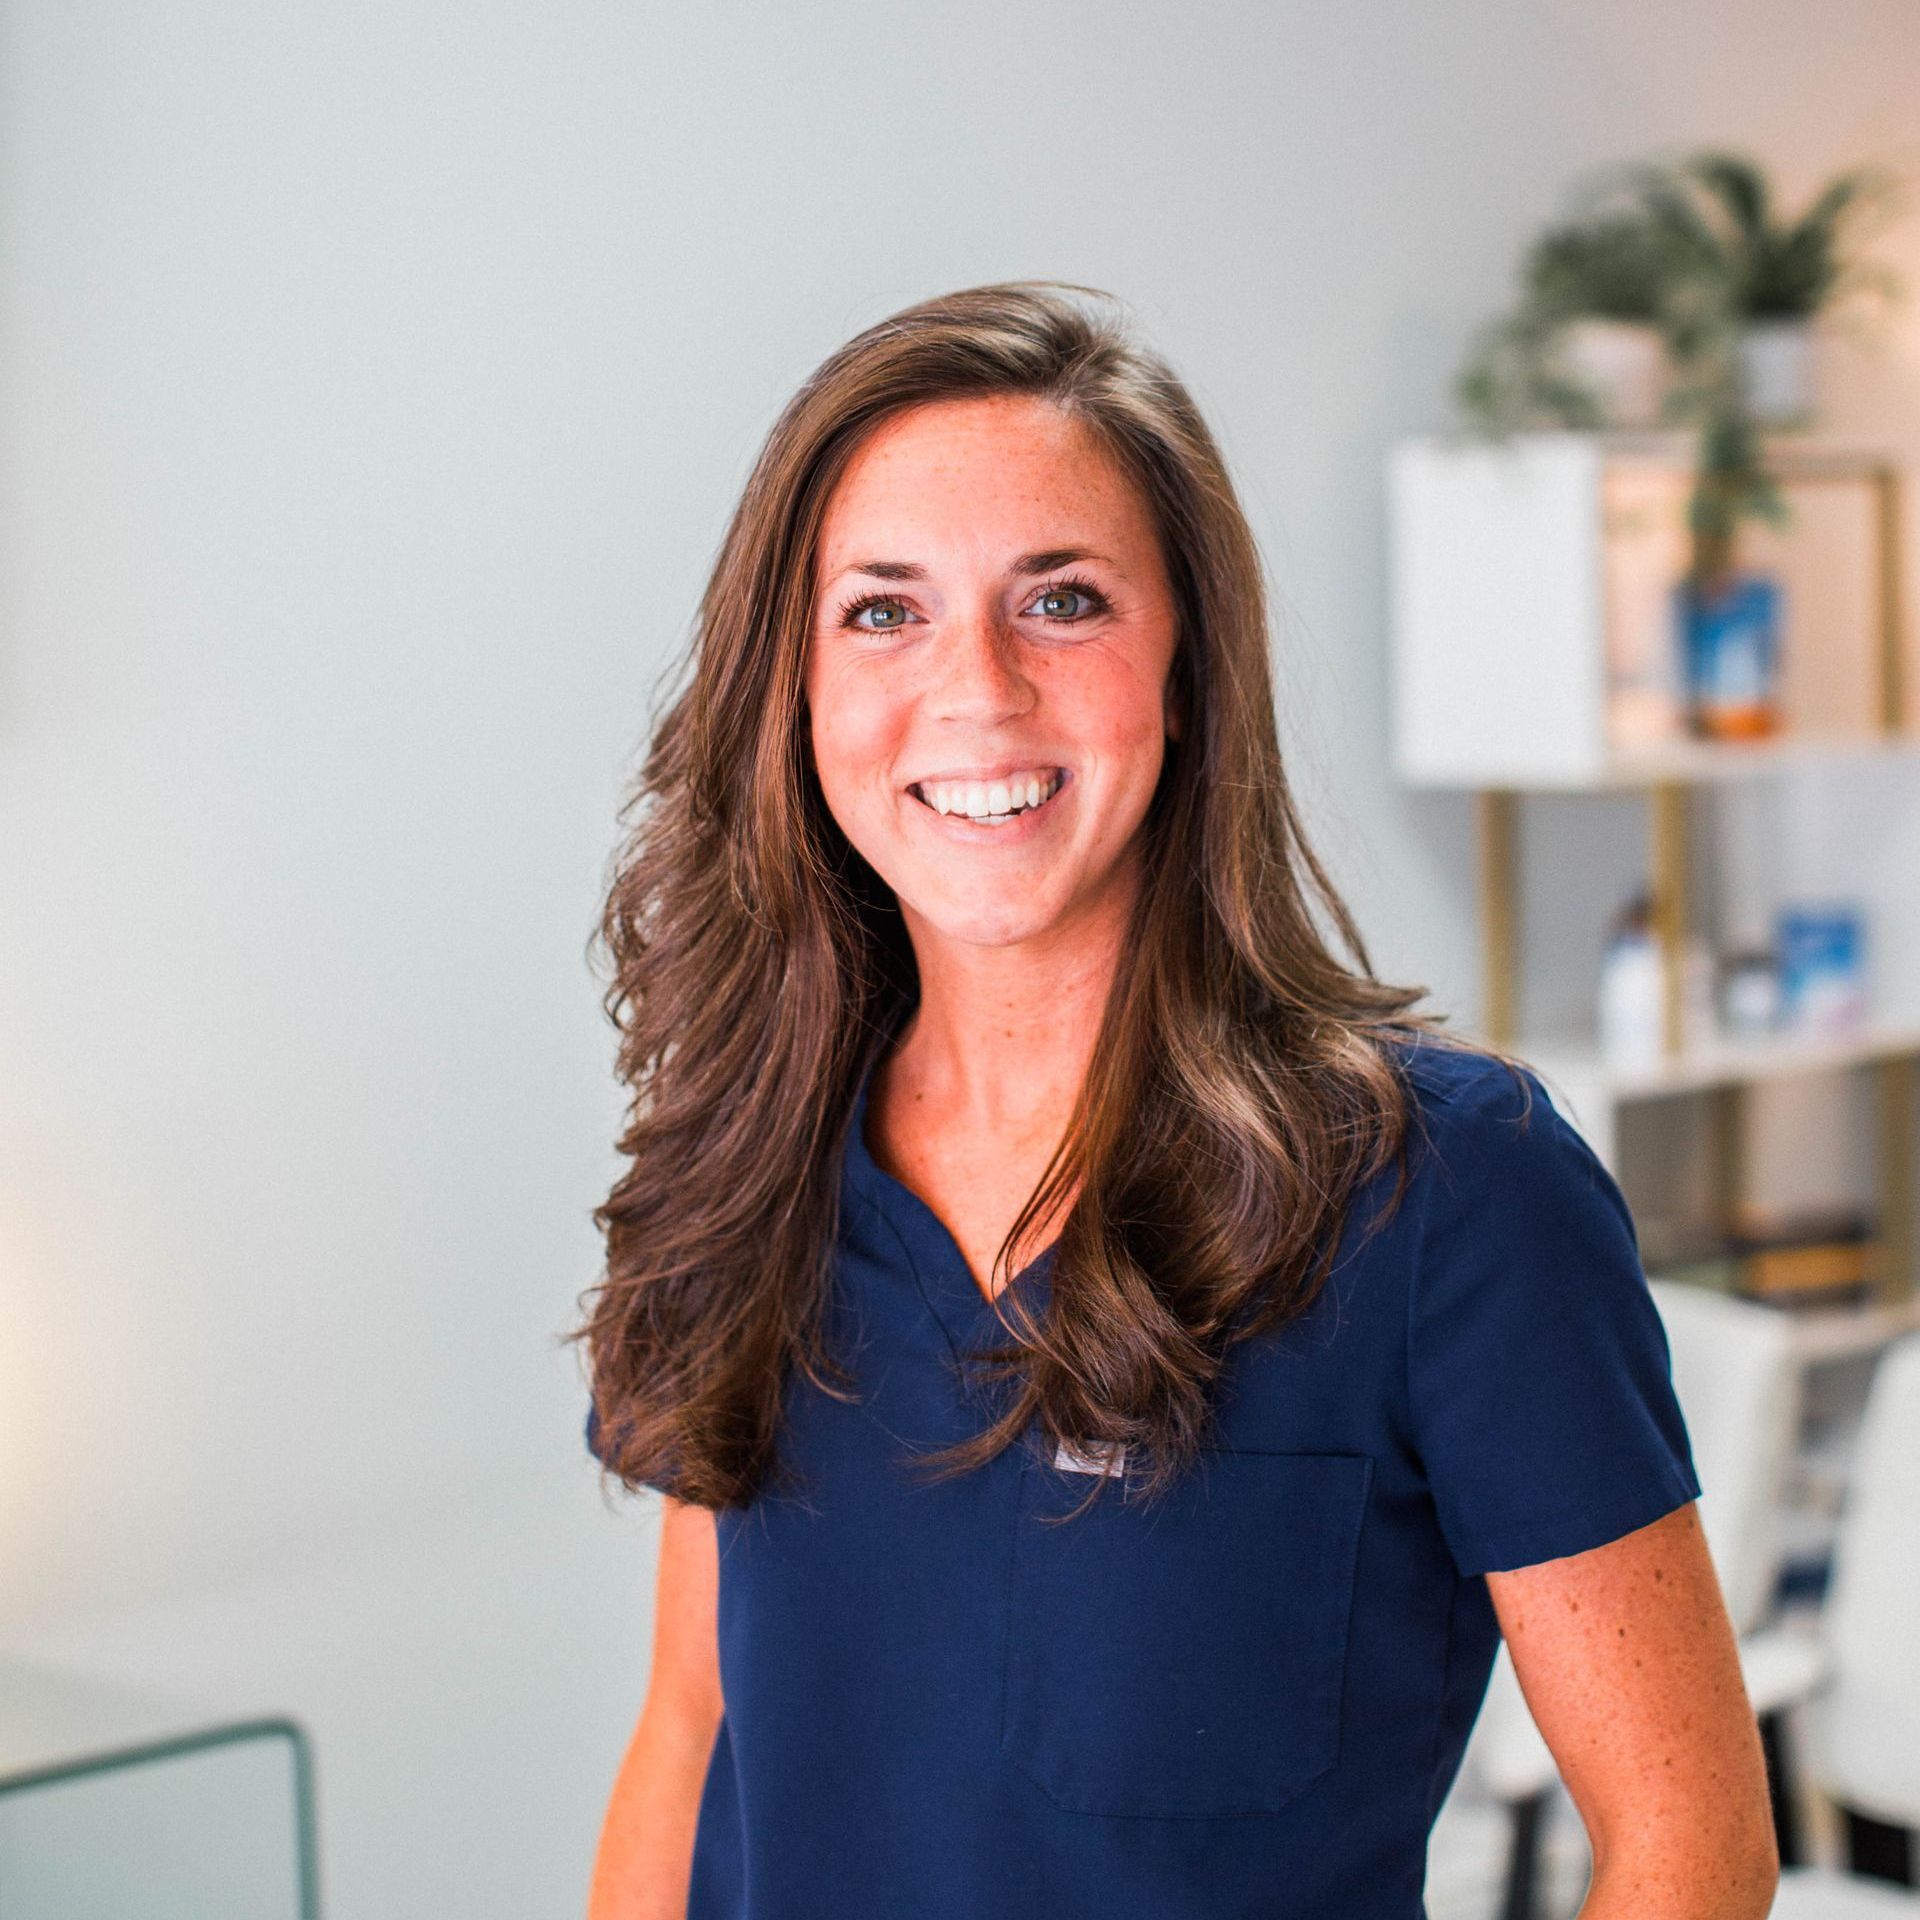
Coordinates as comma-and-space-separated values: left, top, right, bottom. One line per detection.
830, 547, 1117, 585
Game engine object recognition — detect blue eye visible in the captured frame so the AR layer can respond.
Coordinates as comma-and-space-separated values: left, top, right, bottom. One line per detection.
837, 593, 914, 632
1027, 575, 1111, 622
1034, 587, 1087, 618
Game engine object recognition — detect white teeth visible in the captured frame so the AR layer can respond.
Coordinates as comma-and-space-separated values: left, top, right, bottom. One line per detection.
915, 770, 1062, 823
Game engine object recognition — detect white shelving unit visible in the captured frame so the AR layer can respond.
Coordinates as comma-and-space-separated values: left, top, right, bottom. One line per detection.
1524, 1019, 1920, 1169
1389, 429, 1920, 1885
1385, 427, 1918, 1308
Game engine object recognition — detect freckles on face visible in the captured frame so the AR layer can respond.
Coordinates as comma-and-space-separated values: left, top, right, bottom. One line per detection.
802, 393, 1181, 949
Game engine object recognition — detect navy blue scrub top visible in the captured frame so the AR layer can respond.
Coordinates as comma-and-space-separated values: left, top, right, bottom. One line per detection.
587, 1030, 1700, 1919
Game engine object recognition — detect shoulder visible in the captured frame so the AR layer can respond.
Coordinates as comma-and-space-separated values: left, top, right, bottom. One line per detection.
1379, 1027, 1606, 1223
1382, 1025, 1549, 1149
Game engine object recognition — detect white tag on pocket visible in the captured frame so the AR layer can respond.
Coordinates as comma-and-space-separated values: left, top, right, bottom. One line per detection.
1054, 1437, 1128, 1478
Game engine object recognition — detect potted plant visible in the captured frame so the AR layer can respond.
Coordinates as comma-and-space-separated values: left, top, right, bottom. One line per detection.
1529, 213, 1683, 428
1456, 206, 1696, 431
1628, 151, 1903, 427
1620, 151, 1906, 736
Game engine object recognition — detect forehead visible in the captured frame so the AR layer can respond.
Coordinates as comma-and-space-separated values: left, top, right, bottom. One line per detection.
815, 394, 1155, 566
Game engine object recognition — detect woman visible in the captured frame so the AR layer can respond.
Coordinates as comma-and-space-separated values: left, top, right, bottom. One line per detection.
572, 282, 1777, 1918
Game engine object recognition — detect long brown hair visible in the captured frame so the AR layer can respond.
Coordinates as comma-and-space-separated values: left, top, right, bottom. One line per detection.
564, 279, 1526, 1513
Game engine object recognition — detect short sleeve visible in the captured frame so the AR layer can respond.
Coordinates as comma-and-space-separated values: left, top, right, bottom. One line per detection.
1407, 1066, 1701, 1578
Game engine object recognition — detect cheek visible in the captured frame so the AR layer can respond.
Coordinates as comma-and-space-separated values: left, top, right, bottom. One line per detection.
808, 662, 899, 809
1068, 654, 1173, 768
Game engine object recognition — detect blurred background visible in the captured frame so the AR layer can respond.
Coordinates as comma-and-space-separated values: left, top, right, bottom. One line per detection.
1, 4, 1917, 1916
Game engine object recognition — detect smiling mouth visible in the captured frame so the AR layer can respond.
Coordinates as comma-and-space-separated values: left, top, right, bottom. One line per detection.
907, 768, 1068, 826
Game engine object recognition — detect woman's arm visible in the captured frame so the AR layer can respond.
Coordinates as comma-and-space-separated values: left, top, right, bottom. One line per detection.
1485, 1500, 1779, 1919
587, 1499, 724, 1920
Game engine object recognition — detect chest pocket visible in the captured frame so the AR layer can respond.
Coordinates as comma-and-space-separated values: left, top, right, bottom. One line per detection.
999, 1445, 1373, 1818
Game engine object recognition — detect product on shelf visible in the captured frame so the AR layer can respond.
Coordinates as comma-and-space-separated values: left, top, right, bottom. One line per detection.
1726, 1200, 1879, 1306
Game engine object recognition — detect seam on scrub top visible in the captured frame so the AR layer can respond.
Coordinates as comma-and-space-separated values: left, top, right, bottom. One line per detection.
1399, 1112, 1442, 1466
1403, 1112, 1499, 1455
850, 1187, 969, 1376
832, 1188, 960, 1472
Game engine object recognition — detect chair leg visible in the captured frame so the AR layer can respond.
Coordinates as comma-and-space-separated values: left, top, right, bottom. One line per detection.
1756, 1708, 1803, 1869
1499, 1787, 1552, 1920
1842, 1806, 1916, 1887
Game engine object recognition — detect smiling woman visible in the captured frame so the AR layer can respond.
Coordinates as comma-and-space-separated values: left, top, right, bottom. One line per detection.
568, 282, 1777, 1920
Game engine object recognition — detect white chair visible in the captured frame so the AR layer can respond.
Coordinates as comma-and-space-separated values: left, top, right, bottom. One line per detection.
1429, 1280, 1808, 1920
1654, 1281, 1828, 1867
1425, 1641, 1574, 1920
1767, 1330, 1920, 1915
1649, 1279, 1807, 1638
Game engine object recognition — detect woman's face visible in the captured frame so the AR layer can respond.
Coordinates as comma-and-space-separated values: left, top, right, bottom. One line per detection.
805, 394, 1181, 957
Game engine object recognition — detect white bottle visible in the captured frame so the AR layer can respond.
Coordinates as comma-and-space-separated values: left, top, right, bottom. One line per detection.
1598, 894, 1663, 1068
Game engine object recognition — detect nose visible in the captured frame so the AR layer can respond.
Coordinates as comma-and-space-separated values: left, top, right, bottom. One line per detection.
929, 600, 1036, 726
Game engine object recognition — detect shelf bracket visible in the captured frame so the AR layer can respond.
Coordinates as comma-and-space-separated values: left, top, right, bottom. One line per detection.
1872, 462, 1906, 733
1478, 789, 1518, 1049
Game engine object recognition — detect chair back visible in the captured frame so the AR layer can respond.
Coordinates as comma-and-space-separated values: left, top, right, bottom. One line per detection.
1648, 1279, 1803, 1635
1808, 1329, 1920, 1829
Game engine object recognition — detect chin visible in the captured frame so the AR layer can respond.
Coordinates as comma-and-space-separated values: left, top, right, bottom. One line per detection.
905, 893, 1066, 949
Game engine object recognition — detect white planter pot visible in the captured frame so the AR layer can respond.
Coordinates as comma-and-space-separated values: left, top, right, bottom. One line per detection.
1558, 319, 1669, 428
1738, 320, 1817, 427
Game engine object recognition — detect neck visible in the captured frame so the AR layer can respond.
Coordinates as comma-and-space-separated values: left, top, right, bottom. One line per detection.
889, 885, 1135, 1133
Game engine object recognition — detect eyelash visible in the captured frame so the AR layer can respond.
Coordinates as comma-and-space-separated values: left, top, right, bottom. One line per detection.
834, 572, 1113, 633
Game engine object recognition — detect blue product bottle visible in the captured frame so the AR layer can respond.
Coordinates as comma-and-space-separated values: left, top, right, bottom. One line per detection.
1674, 572, 1782, 739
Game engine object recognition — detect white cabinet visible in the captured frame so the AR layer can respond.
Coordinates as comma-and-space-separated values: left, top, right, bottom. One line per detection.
1388, 429, 1909, 790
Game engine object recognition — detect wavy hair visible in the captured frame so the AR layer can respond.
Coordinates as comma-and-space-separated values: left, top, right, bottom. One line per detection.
563, 279, 1526, 1514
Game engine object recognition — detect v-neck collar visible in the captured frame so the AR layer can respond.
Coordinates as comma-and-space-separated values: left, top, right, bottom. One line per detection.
841, 1021, 1058, 1355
